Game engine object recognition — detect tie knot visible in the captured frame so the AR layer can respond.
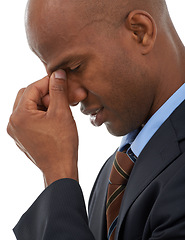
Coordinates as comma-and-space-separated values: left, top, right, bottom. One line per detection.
109, 150, 134, 185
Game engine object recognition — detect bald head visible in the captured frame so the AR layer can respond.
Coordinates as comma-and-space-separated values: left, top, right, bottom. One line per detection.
25, 0, 171, 63
25, 0, 168, 31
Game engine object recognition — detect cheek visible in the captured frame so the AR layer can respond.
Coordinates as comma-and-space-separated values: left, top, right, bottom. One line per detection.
82, 69, 112, 98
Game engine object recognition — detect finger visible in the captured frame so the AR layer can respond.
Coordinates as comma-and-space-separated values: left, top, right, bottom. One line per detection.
41, 93, 50, 109
20, 76, 49, 110
47, 69, 70, 116
13, 88, 26, 112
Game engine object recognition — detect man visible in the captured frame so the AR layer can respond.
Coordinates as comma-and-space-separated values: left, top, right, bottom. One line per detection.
7, 0, 185, 239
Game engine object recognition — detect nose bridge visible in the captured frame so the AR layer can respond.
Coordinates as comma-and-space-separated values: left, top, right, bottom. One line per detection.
67, 78, 87, 106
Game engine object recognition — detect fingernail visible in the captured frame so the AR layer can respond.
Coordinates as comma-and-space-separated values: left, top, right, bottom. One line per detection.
54, 70, 67, 80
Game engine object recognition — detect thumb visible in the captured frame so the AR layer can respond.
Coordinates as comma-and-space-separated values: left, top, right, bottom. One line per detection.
48, 69, 69, 116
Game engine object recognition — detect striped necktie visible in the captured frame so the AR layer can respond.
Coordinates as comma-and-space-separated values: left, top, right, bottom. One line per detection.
106, 147, 136, 240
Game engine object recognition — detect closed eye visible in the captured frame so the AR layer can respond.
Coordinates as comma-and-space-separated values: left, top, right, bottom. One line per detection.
69, 65, 81, 73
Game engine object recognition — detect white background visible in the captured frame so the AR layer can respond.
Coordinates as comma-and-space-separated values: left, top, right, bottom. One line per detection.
0, 0, 185, 239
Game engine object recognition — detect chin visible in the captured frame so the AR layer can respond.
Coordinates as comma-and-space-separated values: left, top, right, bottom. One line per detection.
105, 122, 128, 137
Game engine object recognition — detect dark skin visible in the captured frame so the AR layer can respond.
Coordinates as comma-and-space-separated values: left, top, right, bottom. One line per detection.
7, 0, 185, 186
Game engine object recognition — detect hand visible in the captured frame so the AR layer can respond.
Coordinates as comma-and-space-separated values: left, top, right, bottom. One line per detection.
7, 70, 79, 187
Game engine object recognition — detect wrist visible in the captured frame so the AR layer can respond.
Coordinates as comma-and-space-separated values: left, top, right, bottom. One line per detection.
43, 168, 79, 187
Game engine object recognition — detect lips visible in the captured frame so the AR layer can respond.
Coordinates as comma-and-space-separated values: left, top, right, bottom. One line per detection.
81, 107, 104, 127
81, 107, 101, 115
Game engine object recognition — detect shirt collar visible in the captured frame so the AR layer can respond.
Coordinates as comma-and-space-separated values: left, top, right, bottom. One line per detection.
119, 83, 185, 158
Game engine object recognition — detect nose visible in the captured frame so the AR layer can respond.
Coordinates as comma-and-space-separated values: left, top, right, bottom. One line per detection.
67, 80, 88, 107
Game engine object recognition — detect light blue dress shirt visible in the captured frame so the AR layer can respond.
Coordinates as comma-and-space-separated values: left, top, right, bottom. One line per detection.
119, 83, 185, 158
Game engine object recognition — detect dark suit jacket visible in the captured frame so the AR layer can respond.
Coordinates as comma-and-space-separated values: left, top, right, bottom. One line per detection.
14, 100, 185, 240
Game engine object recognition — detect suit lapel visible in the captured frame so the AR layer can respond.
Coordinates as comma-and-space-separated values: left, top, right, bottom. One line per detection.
115, 107, 183, 239
88, 151, 116, 240
89, 100, 185, 240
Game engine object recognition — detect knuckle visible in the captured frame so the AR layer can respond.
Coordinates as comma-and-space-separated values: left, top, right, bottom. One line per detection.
18, 88, 26, 95
26, 83, 36, 92
51, 80, 66, 92
6, 122, 12, 136
8, 112, 23, 129
16, 88, 26, 99
7, 113, 21, 139
51, 85, 65, 93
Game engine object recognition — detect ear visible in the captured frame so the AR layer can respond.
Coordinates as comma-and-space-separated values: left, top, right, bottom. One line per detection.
125, 10, 157, 55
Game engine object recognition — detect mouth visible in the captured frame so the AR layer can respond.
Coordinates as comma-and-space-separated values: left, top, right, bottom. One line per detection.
81, 107, 104, 127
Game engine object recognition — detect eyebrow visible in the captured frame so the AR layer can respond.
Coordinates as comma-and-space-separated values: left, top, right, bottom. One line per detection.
48, 55, 85, 74
48, 57, 72, 73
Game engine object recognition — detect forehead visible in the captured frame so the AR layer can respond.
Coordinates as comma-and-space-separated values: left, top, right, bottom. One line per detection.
25, 0, 118, 74
26, 0, 93, 60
